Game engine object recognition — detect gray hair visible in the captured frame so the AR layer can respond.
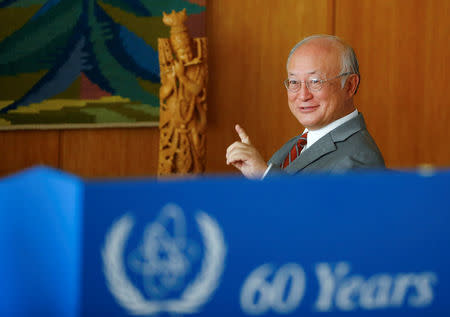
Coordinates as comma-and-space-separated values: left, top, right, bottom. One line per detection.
286, 34, 360, 89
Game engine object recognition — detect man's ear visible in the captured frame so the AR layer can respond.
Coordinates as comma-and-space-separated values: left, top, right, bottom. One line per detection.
346, 74, 360, 97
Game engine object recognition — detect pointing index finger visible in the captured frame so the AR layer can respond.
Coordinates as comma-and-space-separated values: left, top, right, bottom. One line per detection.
235, 124, 251, 145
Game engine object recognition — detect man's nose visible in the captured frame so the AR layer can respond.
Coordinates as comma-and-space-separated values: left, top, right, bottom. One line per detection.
298, 82, 313, 101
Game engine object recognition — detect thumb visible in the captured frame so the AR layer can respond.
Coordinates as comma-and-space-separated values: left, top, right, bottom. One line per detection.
235, 124, 251, 145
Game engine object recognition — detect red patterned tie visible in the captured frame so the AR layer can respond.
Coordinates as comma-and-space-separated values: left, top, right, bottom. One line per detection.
281, 132, 308, 169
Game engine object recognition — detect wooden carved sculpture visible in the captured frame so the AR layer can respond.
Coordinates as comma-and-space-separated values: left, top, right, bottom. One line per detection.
157, 9, 207, 176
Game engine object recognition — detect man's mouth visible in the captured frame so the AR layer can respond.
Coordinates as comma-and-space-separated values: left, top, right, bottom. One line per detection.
299, 105, 319, 112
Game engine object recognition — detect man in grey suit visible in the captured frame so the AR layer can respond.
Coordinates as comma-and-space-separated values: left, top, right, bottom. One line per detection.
226, 34, 384, 178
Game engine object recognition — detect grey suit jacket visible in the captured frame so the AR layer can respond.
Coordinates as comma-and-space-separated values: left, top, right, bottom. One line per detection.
267, 113, 385, 175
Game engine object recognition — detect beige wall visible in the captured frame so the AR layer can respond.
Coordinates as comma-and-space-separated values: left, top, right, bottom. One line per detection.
1, 0, 449, 177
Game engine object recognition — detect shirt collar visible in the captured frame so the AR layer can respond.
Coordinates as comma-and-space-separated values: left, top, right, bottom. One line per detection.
303, 109, 358, 149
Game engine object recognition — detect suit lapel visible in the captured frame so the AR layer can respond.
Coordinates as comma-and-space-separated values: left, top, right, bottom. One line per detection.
269, 137, 298, 166
284, 134, 336, 173
284, 114, 366, 173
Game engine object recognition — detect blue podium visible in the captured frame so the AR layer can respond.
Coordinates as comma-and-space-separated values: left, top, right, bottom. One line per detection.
1, 166, 449, 316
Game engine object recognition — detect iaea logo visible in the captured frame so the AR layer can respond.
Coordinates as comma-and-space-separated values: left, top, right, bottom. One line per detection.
102, 203, 227, 315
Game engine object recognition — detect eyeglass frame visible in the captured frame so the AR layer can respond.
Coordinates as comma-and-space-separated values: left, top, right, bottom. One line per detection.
283, 72, 353, 93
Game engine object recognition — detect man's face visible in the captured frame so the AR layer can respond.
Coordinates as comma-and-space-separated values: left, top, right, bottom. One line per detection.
286, 40, 351, 130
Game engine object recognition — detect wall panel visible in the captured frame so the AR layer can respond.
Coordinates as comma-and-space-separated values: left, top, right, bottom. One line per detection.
206, 0, 334, 174
60, 128, 159, 177
0, 131, 59, 176
336, 0, 450, 168
421, 0, 450, 166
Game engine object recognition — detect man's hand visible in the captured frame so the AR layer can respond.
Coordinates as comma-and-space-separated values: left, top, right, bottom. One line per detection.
226, 124, 268, 179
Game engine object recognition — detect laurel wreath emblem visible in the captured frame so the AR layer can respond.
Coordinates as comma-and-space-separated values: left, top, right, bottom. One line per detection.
102, 206, 227, 315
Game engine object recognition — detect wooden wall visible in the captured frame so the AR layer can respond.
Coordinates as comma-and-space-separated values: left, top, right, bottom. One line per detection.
1, 0, 449, 177
335, 0, 450, 168
206, 0, 333, 174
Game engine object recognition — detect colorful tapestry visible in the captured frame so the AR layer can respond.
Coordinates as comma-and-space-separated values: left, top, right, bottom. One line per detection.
0, 0, 205, 130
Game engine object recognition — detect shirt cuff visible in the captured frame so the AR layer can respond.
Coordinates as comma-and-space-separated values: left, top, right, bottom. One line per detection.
261, 163, 273, 179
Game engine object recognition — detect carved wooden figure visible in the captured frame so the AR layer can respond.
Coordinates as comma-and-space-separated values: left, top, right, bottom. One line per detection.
158, 9, 207, 176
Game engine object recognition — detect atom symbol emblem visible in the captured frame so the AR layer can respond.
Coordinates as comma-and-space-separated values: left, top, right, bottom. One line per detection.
102, 203, 227, 315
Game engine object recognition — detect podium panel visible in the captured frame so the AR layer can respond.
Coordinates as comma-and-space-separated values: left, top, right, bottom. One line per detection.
0, 167, 82, 317
82, 171, 450, 316
1, 167, 449, 316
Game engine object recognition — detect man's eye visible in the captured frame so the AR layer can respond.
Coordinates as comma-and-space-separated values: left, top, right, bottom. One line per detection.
309, 79, 320, 85
289, 80, 299, 85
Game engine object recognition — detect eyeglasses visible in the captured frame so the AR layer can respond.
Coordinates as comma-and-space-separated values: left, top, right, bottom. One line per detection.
283, 72, 352, 93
